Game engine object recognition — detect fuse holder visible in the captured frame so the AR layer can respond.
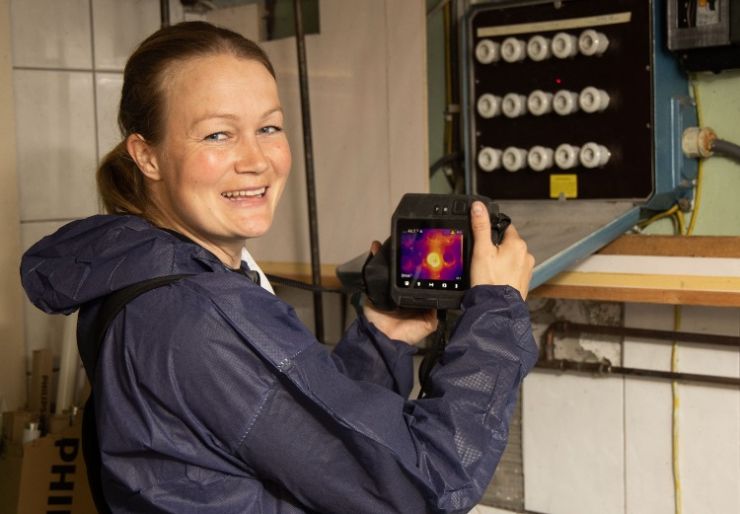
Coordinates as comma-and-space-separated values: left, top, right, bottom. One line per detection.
555, 144, 580, 169
552, 32, 578, 59
502, 147, 528, 172
477, 93, 501, 119
501, 37, 527, 62
579, 86, 610, 113
580, 142, 611, 168
478, 147, 502, 172
553, 90, 580, 116
475, 39, 501, 64
527, 90, 553, 116
528, 146, 554, 171
527, 35, 552, 61
578, 29, 609, 57
502, 93, 528, 118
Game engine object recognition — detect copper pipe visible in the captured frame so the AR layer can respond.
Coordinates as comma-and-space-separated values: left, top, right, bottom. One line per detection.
539, 321, 740, 388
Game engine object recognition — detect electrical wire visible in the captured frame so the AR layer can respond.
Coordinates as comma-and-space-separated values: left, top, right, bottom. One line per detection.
712, 138, 740, 161
671, 302, 684, 514
687, 81, 705, 238
636, 205, 679, 230
663, 77, 711, 514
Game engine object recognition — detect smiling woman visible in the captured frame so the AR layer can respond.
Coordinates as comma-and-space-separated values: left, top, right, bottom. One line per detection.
20, 20, 537, 514
126, 55, 291, 268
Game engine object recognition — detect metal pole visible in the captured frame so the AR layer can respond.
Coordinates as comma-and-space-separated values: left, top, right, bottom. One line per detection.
293, 0, 325, 342
160, 0, 170, 28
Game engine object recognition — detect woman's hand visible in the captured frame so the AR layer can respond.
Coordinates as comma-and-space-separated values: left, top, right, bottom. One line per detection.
470, 201, 534, 299
362, 241, 438, 345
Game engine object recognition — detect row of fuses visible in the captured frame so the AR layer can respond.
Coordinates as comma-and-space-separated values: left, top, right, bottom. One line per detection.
475, 29, 609, 64
478, 87, 609, 118
478, 143, 611, 172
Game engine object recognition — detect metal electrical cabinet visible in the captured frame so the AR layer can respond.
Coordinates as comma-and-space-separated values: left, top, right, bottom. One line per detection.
462, 0, 698, 287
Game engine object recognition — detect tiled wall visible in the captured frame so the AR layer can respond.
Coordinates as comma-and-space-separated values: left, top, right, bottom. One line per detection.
0, 0, 25, 411
11, 0, 428, 369
12, 0, 183, 366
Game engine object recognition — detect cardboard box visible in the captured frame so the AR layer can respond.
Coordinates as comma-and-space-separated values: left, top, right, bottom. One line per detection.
0, 415, 96, 514
1, 411, 36, 445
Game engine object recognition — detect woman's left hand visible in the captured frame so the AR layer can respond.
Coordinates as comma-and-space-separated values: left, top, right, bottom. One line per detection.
363, 303, 437, 346
361, 241, 438, 346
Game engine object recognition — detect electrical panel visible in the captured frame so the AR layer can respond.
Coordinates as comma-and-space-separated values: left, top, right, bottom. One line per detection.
468, 0, 658, 200
462, 0, 698, 287
667, 0, 740, 71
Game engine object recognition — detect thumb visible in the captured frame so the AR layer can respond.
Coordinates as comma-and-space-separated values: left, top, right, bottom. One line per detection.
470, 201, 493, 251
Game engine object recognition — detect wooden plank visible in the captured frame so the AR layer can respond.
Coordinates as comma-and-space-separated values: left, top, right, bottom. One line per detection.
260, 261, 343, 289
531, 284, 740, 307
598, 235, 740, 257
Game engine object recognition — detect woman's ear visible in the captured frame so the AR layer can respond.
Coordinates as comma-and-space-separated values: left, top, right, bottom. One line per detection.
126, 133, 162, 181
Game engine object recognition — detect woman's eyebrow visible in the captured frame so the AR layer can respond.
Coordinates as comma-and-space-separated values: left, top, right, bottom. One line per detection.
262, 107, 283, 118
190, 112, 239, 126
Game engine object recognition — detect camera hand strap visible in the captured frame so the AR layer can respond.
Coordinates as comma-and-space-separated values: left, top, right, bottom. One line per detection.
417, 310, 448, 399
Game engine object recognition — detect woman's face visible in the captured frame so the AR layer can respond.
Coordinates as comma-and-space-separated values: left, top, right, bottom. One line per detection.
146, 53, 291, 263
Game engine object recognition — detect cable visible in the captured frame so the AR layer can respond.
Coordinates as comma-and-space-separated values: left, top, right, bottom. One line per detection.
712, 138, 740, 161
671, 305, 683, 514
686, 80, 705, 236
637, 205, 679, 230
417, 310, 448, 399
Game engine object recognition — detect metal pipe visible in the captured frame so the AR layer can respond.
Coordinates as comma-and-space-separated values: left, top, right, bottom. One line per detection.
536, 359, 740, 388
160, 0, 170, 27
293, 0, 325, 342
540, 321, 740, 387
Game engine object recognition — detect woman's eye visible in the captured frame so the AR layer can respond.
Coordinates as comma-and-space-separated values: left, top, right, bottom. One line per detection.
204, 132, 228, 141
260, 125, 282, 135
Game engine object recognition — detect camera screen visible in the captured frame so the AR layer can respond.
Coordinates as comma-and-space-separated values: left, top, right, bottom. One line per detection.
397, 221, 466, 291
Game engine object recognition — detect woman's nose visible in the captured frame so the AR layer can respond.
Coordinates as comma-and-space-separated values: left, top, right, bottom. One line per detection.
235, 137, 269, 174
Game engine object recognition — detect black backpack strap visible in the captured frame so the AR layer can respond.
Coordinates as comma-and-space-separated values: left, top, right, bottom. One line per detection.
79, 274, 192, 514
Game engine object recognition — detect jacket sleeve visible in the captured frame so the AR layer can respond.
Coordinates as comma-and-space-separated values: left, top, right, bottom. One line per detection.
330, 314, 418, 397
232, 285, 538, 514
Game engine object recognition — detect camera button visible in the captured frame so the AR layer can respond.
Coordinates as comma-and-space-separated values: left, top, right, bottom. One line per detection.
452, 199, 466, 214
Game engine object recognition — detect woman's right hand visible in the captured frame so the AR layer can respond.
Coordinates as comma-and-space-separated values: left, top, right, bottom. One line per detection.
470, 201, 535, 300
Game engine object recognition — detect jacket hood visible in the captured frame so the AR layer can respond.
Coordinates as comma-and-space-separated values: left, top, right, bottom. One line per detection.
21, 215, 228, 314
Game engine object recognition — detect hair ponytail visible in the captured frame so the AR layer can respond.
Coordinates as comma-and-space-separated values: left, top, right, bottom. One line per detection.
96, 140, 147, 215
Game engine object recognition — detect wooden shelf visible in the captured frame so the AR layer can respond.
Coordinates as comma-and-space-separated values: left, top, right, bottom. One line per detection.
530, 235, 740, 307
261, 236, 740, 307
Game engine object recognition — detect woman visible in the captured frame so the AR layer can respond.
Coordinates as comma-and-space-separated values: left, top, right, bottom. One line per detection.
22, 22, 537, 513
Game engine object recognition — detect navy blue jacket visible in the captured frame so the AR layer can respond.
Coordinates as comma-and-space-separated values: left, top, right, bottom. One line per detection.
21, 215, 538, 513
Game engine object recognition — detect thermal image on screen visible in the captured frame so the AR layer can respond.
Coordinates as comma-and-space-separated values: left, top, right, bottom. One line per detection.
400, 228, 463, 281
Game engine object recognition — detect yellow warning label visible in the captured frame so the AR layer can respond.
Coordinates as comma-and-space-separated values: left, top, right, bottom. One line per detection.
550, 174, 578, 199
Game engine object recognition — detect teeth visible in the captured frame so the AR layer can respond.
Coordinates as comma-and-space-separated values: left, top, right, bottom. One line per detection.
222, 187, 266, 199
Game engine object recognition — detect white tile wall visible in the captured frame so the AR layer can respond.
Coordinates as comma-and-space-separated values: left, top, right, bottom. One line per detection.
248, 0, 428, 267
14, 69, 99, 220
10, 0, 92, 69
623, 303, 740, 514
523, 373, 625, 514
21, 220, 69, 360
95, 72, 123, 157
92, 0, 160, 71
